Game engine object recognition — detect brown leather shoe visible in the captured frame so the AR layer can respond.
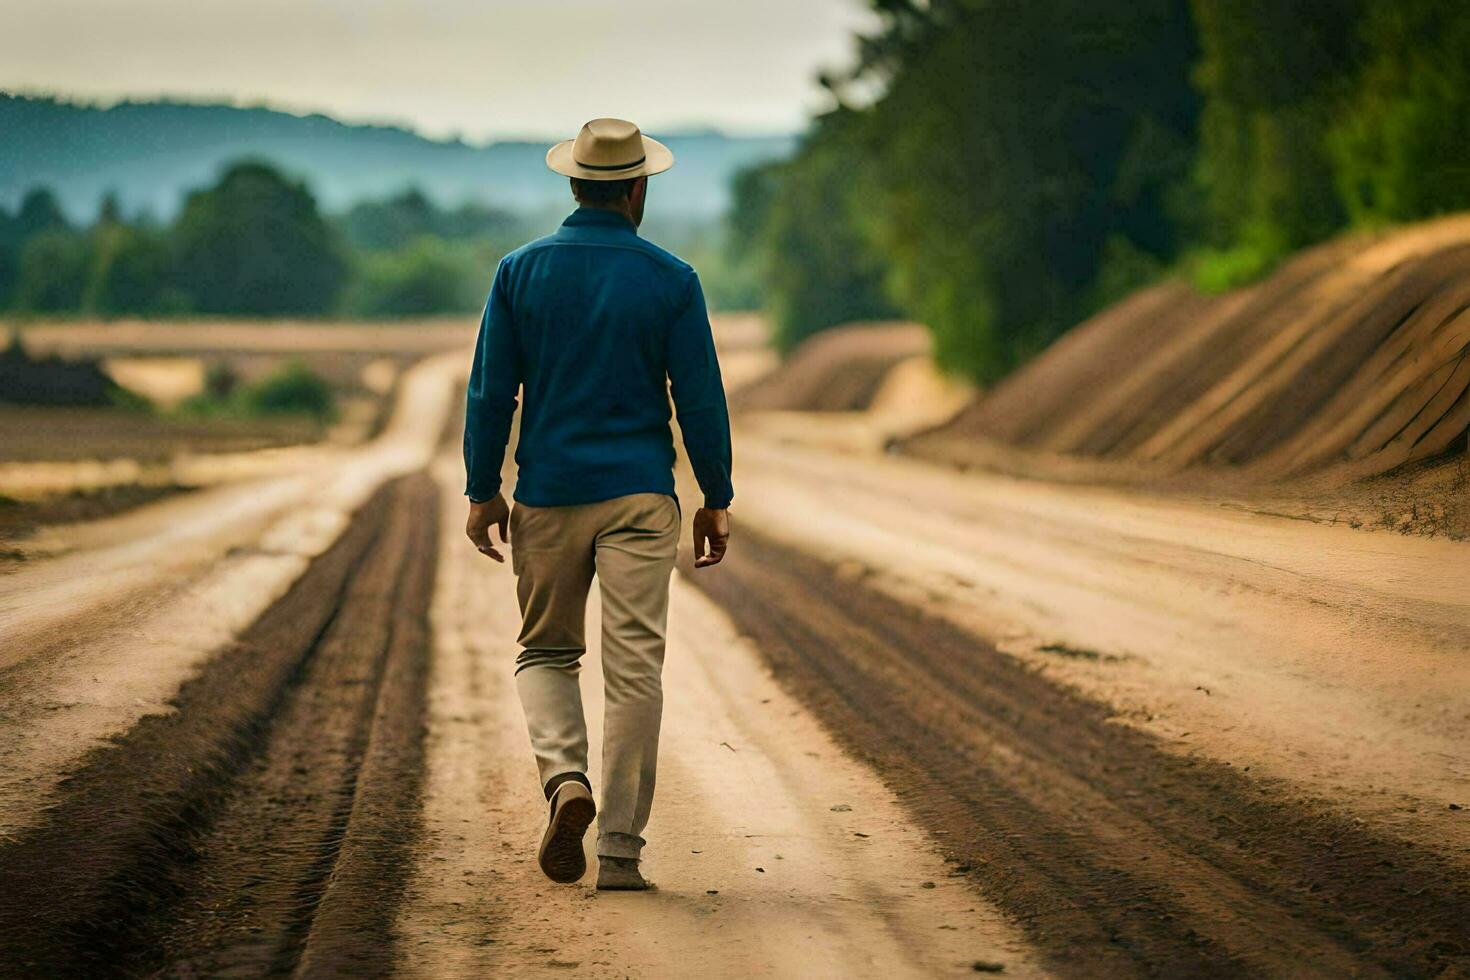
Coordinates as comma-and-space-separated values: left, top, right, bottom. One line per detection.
596, 855, 653, 891
538, 781, 596, 883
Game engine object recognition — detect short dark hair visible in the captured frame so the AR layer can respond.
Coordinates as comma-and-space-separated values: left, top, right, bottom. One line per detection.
570, 177, 635, 205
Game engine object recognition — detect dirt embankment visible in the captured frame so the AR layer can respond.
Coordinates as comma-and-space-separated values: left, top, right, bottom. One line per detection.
730, 320, 972, 454
732, 321, 932, 412
903, 215, 1470, 491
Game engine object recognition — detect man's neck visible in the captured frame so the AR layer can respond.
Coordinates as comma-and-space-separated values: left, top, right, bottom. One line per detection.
578, 201, 637, 226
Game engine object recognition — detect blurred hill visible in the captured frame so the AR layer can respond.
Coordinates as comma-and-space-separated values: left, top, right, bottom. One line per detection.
0, 94, 794, 220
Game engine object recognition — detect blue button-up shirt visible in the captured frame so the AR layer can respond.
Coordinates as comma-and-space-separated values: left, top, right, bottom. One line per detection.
464, 207, 734, 510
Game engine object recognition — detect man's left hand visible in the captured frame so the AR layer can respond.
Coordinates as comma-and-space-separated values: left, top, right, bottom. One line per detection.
692, 507, 730, 568
466, 493, 511, 562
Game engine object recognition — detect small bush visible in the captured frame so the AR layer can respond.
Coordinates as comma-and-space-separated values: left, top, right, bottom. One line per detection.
340, 237, 483, 316
239, 361, 336, 421
0, 334, 139, 407
203, 361, 239, 399
179, 359, 335, 422
106, 385, 154, 413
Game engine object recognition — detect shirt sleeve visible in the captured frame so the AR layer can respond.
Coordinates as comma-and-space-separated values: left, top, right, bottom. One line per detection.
667, 272, 734, 509
463, 260, 520, 502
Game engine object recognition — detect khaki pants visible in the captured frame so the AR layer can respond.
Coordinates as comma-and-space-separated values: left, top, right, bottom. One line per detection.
509, 492, 679, 860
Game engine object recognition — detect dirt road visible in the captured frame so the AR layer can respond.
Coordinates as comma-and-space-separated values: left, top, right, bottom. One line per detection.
395, 453, 1036, 977
1, 349, 1467, 976
725, 437, 1470, 843
0, 476, 438, 975
694, 528, 1468, 977
694, 430, 1470, 975
0, 352, 460, 852
0, 430, 1037, 977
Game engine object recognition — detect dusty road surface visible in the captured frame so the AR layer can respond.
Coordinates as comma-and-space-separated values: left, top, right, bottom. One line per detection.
696, 431, 1470, 977
395, 454, 1037, 977
0, 352, 460, 831
1, 337, 1467, 976
0, 383, 1038, 977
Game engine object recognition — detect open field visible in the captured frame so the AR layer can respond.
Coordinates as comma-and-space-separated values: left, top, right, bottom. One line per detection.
0, 406, 323, 463
11, 317, 478, 358
0, 319, 479, 556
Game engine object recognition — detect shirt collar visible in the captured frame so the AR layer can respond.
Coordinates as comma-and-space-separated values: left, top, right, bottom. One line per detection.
560, 206, 638, 232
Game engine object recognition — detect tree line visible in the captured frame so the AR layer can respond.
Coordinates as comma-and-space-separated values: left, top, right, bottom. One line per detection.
0, 162, 531, 318
731, 0, 1470, 382
0, 160, 762, 321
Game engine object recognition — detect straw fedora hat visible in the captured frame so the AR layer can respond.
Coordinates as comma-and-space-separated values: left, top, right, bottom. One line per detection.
546, 118, 675, 181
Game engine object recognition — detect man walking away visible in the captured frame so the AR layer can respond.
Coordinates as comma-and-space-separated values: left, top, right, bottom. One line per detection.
463, 118, 733, 892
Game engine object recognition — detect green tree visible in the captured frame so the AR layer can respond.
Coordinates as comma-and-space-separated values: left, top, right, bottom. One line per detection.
0, 204, 17, 309
338, 188, 524, 252
735, 113, 899, 352
79, 193, 171, 314
171, 161, 347, 314
1189, 0, 1360, 274
1329, 0, 1470, 223
4, 188, 73, 309
738, 0, 1470, 381
842, 0, 1201, 379
203, 360, 239, 399
14, 187, 70, 239
341, 236, 484, 316
240, 360, 335, 420
436, 201, 523, 246
725, 164, 778, 267
86, 223, 174, 314
15, 231, 91, 312
339, 187, 438, 250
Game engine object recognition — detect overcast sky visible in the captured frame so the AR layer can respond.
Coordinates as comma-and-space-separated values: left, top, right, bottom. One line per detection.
4, 0, 874, 141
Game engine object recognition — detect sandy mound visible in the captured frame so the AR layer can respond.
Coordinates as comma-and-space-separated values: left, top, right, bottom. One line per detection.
708, 314, 779, 398
736, 355, 973, 457
867, 355, 973, 425
905, 214, 1470, 484
732, 322, 931, 413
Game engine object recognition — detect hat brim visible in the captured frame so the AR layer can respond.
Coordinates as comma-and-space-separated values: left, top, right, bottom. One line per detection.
546, 134, 675, 180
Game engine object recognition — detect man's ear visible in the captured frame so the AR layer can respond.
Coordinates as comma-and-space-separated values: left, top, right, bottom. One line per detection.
628, 176, 649, 225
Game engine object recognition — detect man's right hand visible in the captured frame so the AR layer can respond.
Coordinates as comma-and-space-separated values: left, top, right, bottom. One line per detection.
466, 493, 511, 562
692, 507, 730, 568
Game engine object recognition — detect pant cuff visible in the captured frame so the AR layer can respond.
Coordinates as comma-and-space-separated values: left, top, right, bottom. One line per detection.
597, 832, 646, 860
543, 770, 591, 800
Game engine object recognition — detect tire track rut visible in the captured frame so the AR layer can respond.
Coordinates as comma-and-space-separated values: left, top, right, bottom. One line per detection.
690, 528, 1470, 978
0, 474, 438, 977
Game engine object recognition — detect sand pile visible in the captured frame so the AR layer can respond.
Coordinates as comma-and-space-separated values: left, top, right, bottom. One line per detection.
732, 322, 931, 413
904, 214, 1470, 483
